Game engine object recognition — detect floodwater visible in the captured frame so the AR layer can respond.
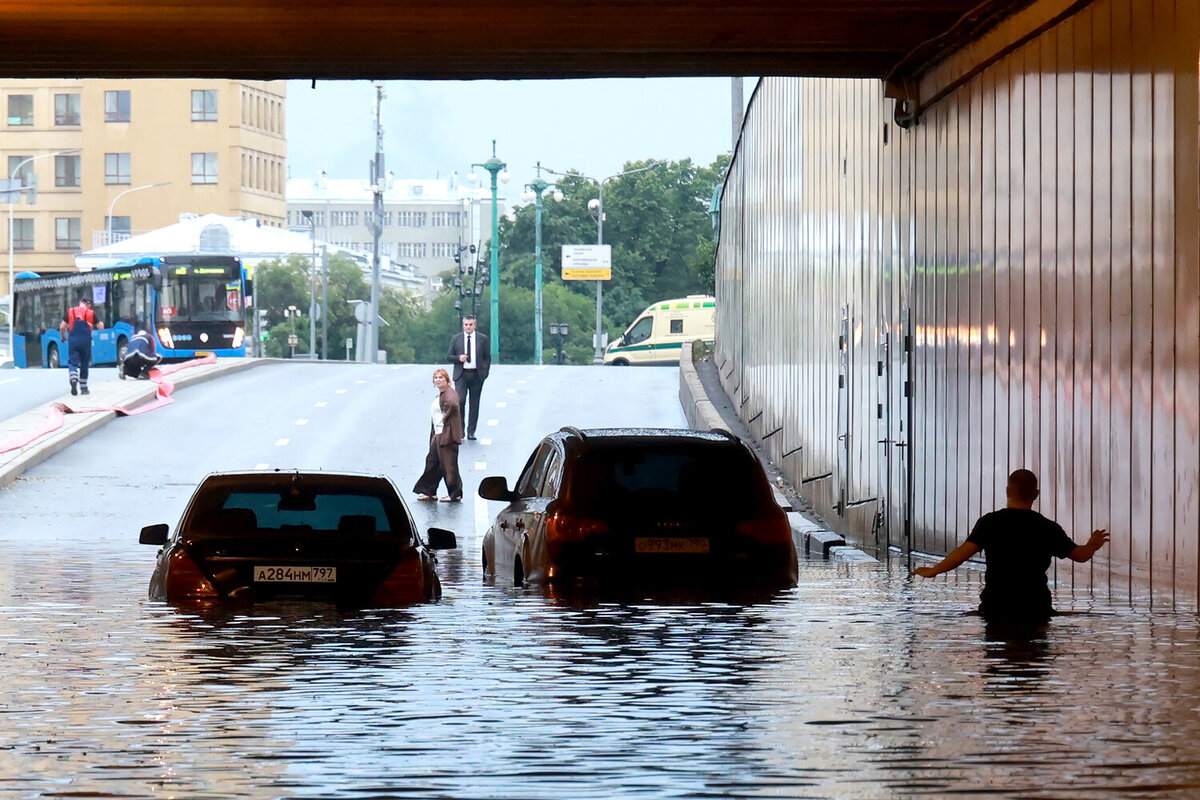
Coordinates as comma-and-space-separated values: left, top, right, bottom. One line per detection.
2, 521, 1199, 800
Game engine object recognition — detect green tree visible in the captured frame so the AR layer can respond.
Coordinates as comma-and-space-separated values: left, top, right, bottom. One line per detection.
496, 155, 728, 345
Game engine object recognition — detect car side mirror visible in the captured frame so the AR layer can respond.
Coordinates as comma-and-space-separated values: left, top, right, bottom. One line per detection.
426, 527, 457, 550
139, 523, 169, 545
478, 475, 517, 502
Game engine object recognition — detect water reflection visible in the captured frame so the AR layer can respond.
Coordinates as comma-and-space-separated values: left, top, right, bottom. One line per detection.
3, 527, 1200, 797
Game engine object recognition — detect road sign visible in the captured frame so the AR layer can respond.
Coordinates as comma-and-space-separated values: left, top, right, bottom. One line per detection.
287, 333, 299, 347
562, 244, 612, 281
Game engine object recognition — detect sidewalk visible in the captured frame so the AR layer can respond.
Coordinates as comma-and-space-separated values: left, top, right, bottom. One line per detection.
0, 357, 266, 490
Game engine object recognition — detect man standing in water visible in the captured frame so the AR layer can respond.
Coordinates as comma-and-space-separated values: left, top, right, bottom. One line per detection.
912, 469, 1110, 621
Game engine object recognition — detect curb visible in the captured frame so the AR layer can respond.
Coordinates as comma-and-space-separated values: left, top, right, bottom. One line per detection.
679, 342, 878, 563
0, 357, 267, 491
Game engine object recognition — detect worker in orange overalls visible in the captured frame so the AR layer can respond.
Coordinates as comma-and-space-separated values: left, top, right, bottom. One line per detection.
58, 296, 103, 396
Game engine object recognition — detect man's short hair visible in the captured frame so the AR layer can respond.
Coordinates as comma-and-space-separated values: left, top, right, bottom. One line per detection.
462, 314, 476, 322
1008, 469, 1039, 501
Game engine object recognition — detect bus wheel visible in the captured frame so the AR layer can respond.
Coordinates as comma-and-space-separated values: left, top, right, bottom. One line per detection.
47, 343, 60, 369
612, 358, 629, 366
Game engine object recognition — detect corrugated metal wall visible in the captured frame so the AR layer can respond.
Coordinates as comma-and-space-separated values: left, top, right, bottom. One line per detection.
715, 0, 1200, 607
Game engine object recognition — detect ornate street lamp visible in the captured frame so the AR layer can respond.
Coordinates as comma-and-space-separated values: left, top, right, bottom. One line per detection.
521, 162, 562, 365
469, 140, 508, 363
452, 243, 487, 319
549, 321, 570, 365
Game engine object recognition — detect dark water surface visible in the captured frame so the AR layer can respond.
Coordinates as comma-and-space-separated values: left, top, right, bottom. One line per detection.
2, 520, 1199, 800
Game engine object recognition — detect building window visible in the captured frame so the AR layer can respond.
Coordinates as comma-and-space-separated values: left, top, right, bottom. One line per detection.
397, 211, 427, 227
55, 155, 80, 188
54, 93, 81, 126
7, 94, 32, 126
191, 89, 217, 121
398, 242, 427, 258
105, 216, 131, 237
431, 211, 462, 227
55, 218, 81, 250
191, 152, 218, 184
105, 153, 131, 185
330, 210, 360, 227
105, 90, 131, 122
12, 218, 33, 250
199, 223, 232, 251
7, 155, 33, 185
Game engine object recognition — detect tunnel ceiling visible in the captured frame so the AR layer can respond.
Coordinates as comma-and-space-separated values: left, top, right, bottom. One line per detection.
0, 0, 1034, 81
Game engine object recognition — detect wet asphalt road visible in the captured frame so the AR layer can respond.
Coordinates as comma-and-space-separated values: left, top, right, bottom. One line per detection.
1, 362, 1200, 798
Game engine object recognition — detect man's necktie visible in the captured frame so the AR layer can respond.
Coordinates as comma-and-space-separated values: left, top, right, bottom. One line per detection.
465, 334, 471, 363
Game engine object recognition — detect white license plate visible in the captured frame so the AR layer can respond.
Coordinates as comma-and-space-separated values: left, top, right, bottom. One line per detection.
635, 537, 710, 554
254, 565, 337, 583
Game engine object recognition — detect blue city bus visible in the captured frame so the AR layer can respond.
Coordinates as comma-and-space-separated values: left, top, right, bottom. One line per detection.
12, 255, 249, 368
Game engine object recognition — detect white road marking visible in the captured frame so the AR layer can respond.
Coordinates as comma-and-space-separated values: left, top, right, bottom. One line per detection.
481, 438, 493, 445
474, 461, 487, 470
517, 380, 526, 384
295, 419, 308, 425
336, 389, 347, 394
496, 402, 507, 408
275, 438, 290, 446
355, 379, 367, 384
254, 463, 270, 470
314, 401, 328, 407
487, 419, 499, 426
0, 378, 17, 386
506, 388, 516, 394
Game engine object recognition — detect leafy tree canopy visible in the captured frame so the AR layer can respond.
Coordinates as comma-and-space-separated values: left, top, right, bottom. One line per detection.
247, 154, 728, 365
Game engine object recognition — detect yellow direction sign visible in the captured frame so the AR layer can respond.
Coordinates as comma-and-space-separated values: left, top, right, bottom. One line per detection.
562, 244, 612, 281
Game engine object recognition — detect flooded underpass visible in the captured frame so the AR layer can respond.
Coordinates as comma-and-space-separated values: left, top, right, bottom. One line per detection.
3, 532, 1199, 799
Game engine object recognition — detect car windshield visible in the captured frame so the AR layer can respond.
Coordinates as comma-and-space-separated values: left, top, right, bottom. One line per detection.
185, 488, 398, 538
568, 444, 769, 512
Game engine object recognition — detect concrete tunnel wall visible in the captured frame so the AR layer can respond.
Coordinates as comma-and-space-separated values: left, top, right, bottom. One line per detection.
713, 0, 1200, 608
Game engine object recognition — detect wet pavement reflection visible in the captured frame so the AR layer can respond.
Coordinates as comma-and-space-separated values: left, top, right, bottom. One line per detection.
2, 508, 1199, 799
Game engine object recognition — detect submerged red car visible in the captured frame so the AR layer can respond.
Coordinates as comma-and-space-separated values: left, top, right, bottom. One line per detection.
479, 427, 797, 588
140, 470, 456, 606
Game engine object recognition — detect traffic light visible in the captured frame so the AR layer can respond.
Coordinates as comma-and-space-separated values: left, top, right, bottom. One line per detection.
257, 308, 269, 341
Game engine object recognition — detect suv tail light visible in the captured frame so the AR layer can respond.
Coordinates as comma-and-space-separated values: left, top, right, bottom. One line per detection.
545, 513, 610, 544
370, 550, 423, 606
735, 514, 790, 545
166, 549, 219, 602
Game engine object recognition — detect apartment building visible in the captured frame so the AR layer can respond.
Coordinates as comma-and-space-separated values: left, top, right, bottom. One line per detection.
286, 175, 502, 284
0, 79, 287, 294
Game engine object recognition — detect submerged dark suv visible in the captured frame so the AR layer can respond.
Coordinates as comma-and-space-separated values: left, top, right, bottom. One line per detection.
479, 427, 797, 587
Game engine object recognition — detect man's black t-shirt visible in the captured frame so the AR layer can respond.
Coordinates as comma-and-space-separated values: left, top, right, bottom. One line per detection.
965, 508, 1075, 618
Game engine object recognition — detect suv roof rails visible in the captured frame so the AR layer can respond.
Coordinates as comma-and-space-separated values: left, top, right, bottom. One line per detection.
710, 427, 738, 442
559, 425, 587, 441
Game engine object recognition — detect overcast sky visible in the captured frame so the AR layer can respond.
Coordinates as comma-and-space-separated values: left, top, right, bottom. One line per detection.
285, 78, 751, 202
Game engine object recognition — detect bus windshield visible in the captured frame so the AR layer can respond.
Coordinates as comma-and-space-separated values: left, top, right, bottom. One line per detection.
159, 269, 242, 323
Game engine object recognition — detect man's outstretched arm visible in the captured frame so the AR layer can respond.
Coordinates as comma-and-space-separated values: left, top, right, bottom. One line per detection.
911, 541, 981, 578
1068, 529, 1109, 563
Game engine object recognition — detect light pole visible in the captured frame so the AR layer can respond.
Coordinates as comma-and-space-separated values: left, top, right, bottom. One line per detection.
301, 209, 317, 358
7, 147, 81, 364
469, 140, 509, 363
546, 162, 664, 364
452, 243, 486, 320
284, 305, 300, 358
106, 181, 170, 244
521, 162, 562, 365
549, 321, 570, 365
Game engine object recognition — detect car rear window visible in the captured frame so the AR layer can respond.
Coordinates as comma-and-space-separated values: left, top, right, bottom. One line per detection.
186, 490, 396, 537
568, 445, 769, 511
